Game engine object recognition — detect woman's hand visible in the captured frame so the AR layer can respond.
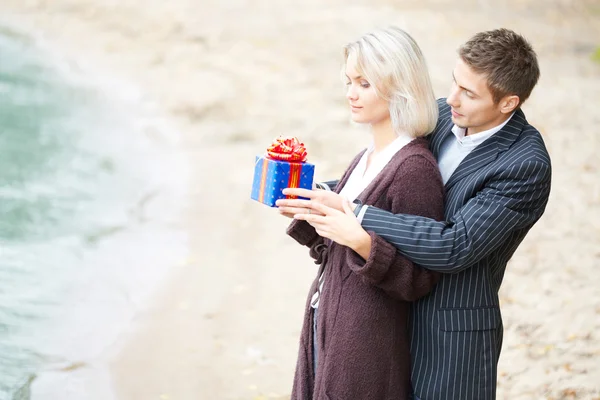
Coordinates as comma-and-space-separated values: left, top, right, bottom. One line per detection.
276, 188, 347, 218
292, 197, 371, 259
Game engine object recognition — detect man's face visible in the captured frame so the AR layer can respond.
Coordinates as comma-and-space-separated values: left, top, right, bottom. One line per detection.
446, 58, 512, 135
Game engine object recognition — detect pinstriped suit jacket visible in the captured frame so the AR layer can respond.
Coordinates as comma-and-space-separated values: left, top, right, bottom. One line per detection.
325, 99, 551, 399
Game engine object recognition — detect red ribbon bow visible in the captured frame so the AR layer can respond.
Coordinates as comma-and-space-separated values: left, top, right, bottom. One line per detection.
267, 136, 308, 162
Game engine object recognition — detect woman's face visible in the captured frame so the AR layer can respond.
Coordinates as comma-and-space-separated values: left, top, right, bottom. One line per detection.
344, 58, 390, 127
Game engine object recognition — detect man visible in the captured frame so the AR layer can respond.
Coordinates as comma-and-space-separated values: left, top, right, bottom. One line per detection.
277, 28, 551, 399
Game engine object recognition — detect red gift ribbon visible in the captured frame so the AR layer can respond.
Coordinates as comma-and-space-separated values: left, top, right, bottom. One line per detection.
266, 136, 308, 162
258, 137, 308, 203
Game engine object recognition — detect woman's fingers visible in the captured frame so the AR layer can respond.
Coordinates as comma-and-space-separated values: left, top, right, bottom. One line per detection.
278, 206, 306, 215
281, 188, 316, 198
278, 206, 324, 217
276, 198, 311, 208
341, 198, 354, 215
294, 213, 328, 223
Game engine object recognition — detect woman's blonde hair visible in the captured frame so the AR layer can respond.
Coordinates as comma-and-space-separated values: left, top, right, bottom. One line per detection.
343, 26, 438, 137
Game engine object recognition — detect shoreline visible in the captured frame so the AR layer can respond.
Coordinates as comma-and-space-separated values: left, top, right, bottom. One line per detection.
0, 17, 191, 400
0, 6, 316, 399
0, 1, 599, 399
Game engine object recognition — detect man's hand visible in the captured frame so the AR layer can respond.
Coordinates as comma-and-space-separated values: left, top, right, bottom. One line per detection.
291, 198, 371, 258
276, 188, 353, 218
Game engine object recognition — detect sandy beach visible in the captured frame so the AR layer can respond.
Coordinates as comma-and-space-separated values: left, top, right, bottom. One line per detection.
1, 0, 599, 399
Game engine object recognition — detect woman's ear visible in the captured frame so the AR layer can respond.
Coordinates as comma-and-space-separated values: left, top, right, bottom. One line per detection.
499, 95, 520, 114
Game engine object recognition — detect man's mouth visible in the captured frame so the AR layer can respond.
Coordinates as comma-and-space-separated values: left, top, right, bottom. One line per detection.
451, 109, 463, 118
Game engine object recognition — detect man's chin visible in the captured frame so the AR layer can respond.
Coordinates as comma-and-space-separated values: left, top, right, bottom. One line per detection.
451, 116, 466, 129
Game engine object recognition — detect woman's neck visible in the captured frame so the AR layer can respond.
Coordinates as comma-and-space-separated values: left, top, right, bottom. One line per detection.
371, 118, 403, 153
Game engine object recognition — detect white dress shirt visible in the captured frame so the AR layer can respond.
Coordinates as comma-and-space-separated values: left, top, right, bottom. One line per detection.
437, 114, 514, 184
311, 133, 414, 308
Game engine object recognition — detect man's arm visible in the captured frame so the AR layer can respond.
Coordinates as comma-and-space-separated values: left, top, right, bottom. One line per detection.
361, 159, 551, 273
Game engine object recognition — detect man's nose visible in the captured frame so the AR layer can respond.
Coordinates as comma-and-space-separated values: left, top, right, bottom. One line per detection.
447, 86, 460, 108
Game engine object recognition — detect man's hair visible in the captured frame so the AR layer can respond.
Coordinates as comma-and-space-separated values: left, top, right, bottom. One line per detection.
459, 28, 540, 106
343, 26, 438, 137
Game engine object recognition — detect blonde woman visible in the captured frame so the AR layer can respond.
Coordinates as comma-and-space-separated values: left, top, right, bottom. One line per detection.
277, 27, 444, 399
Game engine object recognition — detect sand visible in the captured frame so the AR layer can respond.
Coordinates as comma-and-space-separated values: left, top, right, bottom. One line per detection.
0, 0, 599, 398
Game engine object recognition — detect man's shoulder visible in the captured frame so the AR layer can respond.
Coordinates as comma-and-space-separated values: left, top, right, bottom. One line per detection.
424, 98, 452, 140
437, 98, 451, 120
511, 115, 551, 166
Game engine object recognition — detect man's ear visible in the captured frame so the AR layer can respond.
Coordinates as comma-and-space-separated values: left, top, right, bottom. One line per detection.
499, 95, 520, 114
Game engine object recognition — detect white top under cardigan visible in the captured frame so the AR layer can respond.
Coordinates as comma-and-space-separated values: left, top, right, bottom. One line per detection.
437, 114, 514, 184
311, 133, 414, 309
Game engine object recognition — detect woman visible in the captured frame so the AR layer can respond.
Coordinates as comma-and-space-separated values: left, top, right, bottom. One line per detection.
279, 27, 444, 399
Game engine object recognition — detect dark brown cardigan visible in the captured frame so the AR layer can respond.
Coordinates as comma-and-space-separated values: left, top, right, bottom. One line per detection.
287, 138, 445, 400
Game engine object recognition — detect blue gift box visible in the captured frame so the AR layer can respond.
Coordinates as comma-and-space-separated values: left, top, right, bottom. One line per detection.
251, 155, 315, 207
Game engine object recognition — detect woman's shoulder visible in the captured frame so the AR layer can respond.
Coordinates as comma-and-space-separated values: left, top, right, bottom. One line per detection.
388, 138, 443, 188
395, 138, 438, 169
388, 138, 444, 216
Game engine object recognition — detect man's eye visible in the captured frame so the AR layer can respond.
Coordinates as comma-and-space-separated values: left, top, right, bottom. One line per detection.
465, 91, 474, 98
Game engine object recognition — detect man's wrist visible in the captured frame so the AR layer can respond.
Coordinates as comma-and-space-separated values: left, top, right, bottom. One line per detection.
352, 199, 363, 216
351, 199, 368, 224
315, 182, 332, 191
356, 205, 368, 223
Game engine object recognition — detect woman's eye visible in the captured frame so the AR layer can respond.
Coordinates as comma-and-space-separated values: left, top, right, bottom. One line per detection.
360, 82, 370, 88
345, 81, 351, 86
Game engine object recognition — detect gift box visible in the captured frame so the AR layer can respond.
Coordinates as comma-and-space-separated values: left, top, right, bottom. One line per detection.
251, 137, 315, 207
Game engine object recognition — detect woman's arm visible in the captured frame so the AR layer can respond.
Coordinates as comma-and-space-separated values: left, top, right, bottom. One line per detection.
345, 154, 445, 301
286, 219, 326, 263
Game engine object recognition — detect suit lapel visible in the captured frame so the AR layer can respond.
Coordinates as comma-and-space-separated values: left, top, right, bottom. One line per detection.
444, 110, 526, 191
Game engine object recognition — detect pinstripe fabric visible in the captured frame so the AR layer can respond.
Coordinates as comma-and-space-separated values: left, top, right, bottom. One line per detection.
359, 99, 552, 399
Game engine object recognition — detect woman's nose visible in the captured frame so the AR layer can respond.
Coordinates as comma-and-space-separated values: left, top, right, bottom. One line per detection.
346, 85, 358, 101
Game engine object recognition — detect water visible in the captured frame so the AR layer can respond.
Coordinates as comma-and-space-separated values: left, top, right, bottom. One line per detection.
0, 26, 188, 399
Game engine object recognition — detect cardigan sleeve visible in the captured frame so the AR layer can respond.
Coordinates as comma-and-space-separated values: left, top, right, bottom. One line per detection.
346, 155, 445, 301
287, 219, 327, 263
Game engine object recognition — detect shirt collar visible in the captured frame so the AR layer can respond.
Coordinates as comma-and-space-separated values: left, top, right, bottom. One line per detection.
366, 132, 414, 158
451, 112, 515, 148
